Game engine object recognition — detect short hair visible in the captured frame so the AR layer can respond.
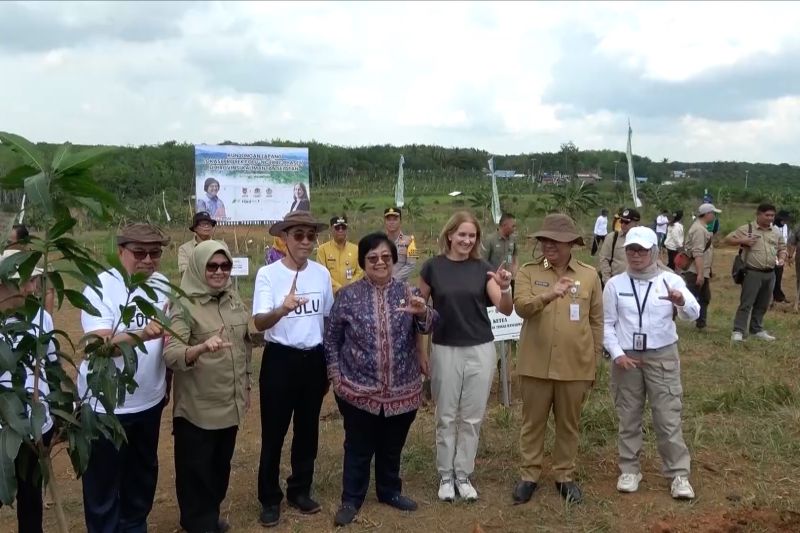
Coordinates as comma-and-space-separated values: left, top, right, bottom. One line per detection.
499, 213, 515, 225
601, 209, 608, 216
757, 203, 776, 214
438, 211, 482, 260
203, 177, 220, 192
357, 232, 398, 269
11, 224, 29, 243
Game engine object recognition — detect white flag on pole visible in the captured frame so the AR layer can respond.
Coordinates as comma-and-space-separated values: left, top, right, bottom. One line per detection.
626, 120, 643, 208
488, 157, 502, 224
162, 190, 172, 222
18, 194, 26, 224
395, 155, 405, 208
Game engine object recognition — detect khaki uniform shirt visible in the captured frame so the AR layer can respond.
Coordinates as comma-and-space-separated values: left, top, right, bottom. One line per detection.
597, 230, 628, 283
514, 256, 603, 381
317, 239, 363, 293
177, 237, 200, 275
685, 220, 713, 278
392, 232, 418, 282
483, 232, 517, 271
728, 222, 786, 270
164, 291, 252, 430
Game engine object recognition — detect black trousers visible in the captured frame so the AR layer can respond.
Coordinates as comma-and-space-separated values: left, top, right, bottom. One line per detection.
667, 249, 678, 271
591, 235, 605, 256
0, 428, 54, 533
336, 396, 416, 508
773, 265, 786, 301
257, 342, 327, 507
174, 417, 238, 533
682, 272, 711, 327
82, 400, 164, 533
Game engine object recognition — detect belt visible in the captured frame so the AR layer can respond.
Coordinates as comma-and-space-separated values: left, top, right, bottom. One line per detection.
745, 267, 774, 273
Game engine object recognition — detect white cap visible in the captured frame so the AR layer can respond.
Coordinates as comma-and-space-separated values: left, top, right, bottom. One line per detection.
697, 203, 722, 215
1, 249, 44, 279
623, 226, 658, 249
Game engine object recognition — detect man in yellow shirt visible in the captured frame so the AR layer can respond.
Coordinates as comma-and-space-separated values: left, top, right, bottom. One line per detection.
317, 215, 363, 293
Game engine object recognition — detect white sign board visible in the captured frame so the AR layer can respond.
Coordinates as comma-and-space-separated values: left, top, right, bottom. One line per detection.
487, 306, 523, 341
231, 257, 249, 277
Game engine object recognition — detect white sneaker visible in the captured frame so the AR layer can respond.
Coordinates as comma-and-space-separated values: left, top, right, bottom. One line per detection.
754, 330, 776, 341
671, 476, 695, 500
455, 477, 478, 501
731, 331, 744, 342
438, 477, 455, 502
616, 472, 642, 493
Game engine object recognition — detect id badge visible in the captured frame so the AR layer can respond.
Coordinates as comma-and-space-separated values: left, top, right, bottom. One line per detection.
345, 267, 353, 280
632, 332, 647, 351
569, 303, 580, 321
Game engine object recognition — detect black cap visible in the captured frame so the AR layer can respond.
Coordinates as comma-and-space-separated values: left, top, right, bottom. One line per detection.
190, 211, 217, 231
384, 207, 402, 218
620, 208, 641, 222
330, 215, 348, 227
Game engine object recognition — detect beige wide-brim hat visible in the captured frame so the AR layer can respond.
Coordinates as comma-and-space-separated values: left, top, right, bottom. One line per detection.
268, 210, 328, 237
530, 214, 585, 246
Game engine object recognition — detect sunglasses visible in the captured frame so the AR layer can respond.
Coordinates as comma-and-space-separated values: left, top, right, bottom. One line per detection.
125, 247, 163, 260
289, 231, 317, 243
333, 224, 347, 230
366, 253, 393, 265
620, 219, 636, 225
206, 261, 233, 273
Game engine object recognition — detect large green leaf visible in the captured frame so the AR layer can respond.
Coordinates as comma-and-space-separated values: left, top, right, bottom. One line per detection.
0, 342, 21, 374
30, 401, 45, 443
50, 143, 71, 171
0, 164, 39, 188
0, 427, 21, 505
55, 145, 114, 174
0, 393, 29, 437
63, 289, 101, 317
48, 218, 77, 240
24, 172, 53, 217
0, 132, 47, 173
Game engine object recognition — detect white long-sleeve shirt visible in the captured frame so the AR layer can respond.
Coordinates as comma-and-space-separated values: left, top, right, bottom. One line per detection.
603, 270, 699, 359
594, 215, 608, 237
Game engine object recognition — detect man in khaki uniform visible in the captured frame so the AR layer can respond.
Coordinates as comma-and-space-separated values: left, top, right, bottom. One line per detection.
512, 214, 603, 505
178, 211, 216, 274
726, 203, 787, 342
383, 207, 417, 281
598, 208, 640, 285
483, 213, 518, 275
317, 215, 363, 293
682, 203, 719, 329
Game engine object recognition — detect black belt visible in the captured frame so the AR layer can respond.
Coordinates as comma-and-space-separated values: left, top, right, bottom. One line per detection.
267, 341, 323, 355
746, 267, 774, 273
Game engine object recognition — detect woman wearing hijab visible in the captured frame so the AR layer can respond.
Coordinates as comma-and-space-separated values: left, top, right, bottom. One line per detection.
324, 232, 438, 526
164, 240, 252, 533
602, 227, 699, 500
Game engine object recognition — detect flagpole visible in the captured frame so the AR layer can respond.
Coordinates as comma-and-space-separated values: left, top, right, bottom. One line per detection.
395, 155, 405, 208
626, 119, 643, 208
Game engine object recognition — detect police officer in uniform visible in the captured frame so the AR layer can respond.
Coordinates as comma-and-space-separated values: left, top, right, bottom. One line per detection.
383, 207, 417, 282
512, 214, 603, 505
317, 215, 363, 294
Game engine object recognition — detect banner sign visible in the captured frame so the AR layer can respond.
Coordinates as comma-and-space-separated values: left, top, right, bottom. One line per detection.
487, 306, 523, 341
231, 257, 249, 277
194, 144, 310, 224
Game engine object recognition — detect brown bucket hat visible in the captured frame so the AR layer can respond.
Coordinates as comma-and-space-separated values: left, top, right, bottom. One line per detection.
116, 223, 171, 246
268, 211, 328, 237
531, 214, 585, 246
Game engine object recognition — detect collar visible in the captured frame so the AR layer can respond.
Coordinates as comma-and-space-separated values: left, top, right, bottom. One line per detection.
193, 290, 229, 305
542, 255, 578, 273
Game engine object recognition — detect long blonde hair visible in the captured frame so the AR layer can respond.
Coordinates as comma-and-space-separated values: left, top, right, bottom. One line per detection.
438, 211, 482, 260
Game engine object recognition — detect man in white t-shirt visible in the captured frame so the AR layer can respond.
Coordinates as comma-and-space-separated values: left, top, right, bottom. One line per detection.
79, 223, 170, 533
656, 209, 670, 249
591, 209, 609, 256
253, 211, 334, 528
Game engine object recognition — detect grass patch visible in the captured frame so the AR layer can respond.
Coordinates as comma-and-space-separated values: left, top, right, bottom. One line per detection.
698, 382, 796, 414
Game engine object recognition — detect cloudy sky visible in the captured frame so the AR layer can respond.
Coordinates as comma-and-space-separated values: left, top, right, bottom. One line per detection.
2, 1, 799, 164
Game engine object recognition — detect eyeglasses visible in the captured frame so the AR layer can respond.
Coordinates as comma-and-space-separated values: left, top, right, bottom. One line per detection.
365, 253, 393, 265
125, 247, 163, 260
333, 224, 347, 231
289, 231, 317, 243
206, 261, 233, 273
625, 247, 650, 256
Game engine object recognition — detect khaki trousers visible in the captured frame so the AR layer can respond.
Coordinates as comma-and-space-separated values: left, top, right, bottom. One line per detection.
610, 343, 690, 477
431, 342, 495, 479
519, 377, 591, 483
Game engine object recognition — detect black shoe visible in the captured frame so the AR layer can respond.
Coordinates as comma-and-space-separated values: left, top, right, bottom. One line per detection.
378, 494, 418, 511
334, 504, 358, 526
696, 322, 707, 330
287, 494, 322, 514
259, 505, 280, 527
555, 481, 583, 504
218, 518, 231, 533
512, 480, 538, 504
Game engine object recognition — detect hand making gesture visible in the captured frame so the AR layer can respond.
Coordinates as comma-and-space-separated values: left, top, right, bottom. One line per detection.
658, 279, 685, 306
282, 272, 308, 314
551, 276, 575, 299
486, 261, 513, 291
396, 285, 428, 317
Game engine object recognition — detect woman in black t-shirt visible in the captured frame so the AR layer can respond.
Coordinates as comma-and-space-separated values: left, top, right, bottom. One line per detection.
419, 211, 513, 502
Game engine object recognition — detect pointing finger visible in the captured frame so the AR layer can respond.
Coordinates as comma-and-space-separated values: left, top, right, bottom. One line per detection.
290, 272, 298, 294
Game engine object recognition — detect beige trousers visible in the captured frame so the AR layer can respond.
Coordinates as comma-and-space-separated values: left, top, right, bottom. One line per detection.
519, 377, 591, 482
431, 342, 495, 479
610, 343, 691, 477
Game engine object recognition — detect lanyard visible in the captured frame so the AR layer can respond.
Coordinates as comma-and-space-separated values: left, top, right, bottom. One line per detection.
629, 277, 652, 331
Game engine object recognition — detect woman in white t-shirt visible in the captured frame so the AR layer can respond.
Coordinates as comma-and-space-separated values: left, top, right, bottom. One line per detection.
664, 211, 685, 271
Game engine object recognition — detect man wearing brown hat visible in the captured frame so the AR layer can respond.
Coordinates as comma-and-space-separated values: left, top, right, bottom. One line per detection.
512, 214, 603, 505
79, 223, 171, 533
383, 207, 418, 281
178, 211, 217, 275
317, 215, 363, 294
253, 211, 335, 527
682, 203, 721, 330
598, 208, 641, 285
